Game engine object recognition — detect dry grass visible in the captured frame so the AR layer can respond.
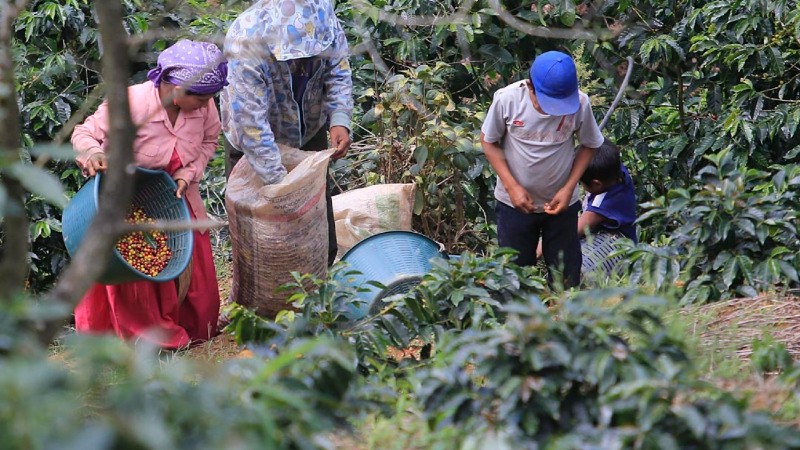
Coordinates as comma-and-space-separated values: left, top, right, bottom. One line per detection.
678, 293, 800, 424
181, 332, 245, 362
180, 255, 245, 362
715, 375, 798, 419
689, 294, 800, 360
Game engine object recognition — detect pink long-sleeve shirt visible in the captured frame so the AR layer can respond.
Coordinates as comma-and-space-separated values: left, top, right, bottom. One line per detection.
71, 81, 221, 223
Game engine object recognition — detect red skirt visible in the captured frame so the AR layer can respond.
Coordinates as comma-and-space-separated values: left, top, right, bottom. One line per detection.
74, 151, 220, 349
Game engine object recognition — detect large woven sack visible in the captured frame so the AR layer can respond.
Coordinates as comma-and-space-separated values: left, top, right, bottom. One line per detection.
226, 145, 333, 318
332, 183, 416, 259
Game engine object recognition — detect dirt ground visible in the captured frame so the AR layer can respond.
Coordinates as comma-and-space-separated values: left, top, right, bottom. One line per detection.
183, 257, 244, 361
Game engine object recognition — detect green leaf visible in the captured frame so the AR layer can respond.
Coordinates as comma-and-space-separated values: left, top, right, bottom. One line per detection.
559, 11, 576, 27
7, 162, 67, 208
478, 44, 514, 64
143, 232, 157, 249
413, 187, 424, 215
777, 260, 799, 283
673, 405, 707, 439
742, 121, 754, 144
736, 285, 758, 298
735, 218, 755, 237
666, 197, 690, 216
413, 145, 429, 166
722, 257, 738, 289
453, 154, 470, 171
784, 144, 800, 160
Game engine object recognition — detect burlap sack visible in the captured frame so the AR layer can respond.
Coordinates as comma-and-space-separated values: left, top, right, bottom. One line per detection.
332, 183, 416, 259
226, 145, 333, 318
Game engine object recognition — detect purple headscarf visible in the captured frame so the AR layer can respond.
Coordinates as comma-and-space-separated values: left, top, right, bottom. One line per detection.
147, 40, 228, 95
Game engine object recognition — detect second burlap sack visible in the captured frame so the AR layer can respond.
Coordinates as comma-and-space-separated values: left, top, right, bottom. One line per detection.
332, 183, 416, 259
226, 145, 333, 318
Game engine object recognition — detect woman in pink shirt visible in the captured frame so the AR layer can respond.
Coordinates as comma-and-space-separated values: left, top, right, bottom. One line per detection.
71, 40, 227, 349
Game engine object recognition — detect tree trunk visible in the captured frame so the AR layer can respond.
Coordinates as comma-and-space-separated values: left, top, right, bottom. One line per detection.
37, 0, 138, 344
0, 0, 31, 300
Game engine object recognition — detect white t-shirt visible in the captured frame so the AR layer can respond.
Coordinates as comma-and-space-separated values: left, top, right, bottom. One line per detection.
481, 80, 604, 212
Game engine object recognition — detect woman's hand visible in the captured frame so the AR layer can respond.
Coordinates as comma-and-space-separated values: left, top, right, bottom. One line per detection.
175, 179, 188, 199
544, 187, 572, 215
330, 126, 351, 159
83, 152, 108, 177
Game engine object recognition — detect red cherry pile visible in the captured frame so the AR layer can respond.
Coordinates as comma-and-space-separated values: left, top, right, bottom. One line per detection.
116, 206, 172, 277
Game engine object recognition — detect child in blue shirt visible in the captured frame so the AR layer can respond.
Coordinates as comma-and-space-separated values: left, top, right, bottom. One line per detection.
536, 139, 637, 265
578, 139, 637, 243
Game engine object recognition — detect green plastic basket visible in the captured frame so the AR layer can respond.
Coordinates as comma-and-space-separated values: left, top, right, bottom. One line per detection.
62, 167, 194, 285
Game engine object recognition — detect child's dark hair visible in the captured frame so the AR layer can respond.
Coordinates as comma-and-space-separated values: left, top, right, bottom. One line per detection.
580, 138, 622, 184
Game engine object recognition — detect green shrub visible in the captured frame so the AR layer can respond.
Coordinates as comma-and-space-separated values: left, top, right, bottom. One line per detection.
415, 289, 800, 448
1, 331, 366, 450
416, 290, 689, 441
225, 250, 547, 376
629, 150, 800, 303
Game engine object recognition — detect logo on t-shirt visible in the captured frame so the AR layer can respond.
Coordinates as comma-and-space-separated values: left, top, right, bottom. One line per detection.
512, 120, 525, 126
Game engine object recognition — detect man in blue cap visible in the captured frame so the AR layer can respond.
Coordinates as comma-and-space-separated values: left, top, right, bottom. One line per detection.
480, 50, 604, 288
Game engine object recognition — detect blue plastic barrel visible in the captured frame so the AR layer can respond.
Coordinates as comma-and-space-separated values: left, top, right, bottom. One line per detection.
335, 231, 447, 319
62, 167, 194, 284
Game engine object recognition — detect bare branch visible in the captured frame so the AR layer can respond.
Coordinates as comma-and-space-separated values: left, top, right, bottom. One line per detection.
349, 0, 476, 27
39, 0, 138, 344
119, 219, 228, 233
0, 0, 28, 37
127, 29, 226, 49
486, 0, 603, 41
350, 23, 391, 75
599, 56, 635, 130
50, 84, 106, 146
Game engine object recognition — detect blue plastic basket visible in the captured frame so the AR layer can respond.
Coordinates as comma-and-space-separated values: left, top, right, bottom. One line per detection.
335, 231, 447, 319
581, 231, 625, 280
62, 167, 194, 285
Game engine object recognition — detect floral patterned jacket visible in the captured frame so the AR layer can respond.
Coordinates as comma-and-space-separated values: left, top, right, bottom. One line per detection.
220, 0, 353, 184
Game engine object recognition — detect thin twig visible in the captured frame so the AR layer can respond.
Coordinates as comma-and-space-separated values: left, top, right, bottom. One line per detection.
119, 219, 228, 233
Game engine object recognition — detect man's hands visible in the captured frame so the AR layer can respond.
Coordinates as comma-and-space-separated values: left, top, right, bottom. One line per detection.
175, 179, 188, 199
83, 152, 108, 177
330, 126, 351, 159
507, 183, 536, 214
543, 187, 572, 215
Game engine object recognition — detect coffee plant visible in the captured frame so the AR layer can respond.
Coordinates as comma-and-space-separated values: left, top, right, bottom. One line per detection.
225, 250, 547, 377
416, 290, 800, 448
629, 149, 800, 303
4, 0, 800, 447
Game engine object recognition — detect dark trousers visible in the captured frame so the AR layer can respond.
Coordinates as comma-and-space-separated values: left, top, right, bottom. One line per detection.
225, 131, 338, 266
495, 201, 582, 288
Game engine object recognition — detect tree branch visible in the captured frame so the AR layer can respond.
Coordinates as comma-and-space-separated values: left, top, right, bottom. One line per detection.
0, 0, 32, 300
486, 0, 604, 41
350, 0, 476, 27
39, 0, 138, 344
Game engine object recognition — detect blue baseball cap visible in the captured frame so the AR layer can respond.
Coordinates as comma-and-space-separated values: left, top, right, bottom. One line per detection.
530, 51, 580, 116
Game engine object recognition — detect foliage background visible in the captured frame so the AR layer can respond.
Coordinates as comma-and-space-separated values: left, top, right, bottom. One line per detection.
9, 0, 799, 302
2, 0, 800, 448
